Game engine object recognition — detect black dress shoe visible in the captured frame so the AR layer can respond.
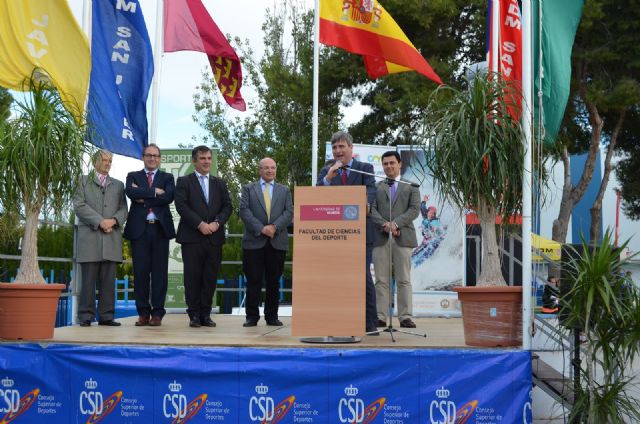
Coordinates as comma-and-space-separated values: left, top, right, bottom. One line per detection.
366, 326, 380, 336
266, 319, 283, 326
200, 317, 216, 327
189, 317, 201, 328
243, 320, 258, 327
98, 320, 121, 326
376, 319, 387, 327
79, 320, 91, 327
400, 318, 416, 328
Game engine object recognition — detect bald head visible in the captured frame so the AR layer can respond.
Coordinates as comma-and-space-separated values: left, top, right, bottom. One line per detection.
259, 157, 277, 182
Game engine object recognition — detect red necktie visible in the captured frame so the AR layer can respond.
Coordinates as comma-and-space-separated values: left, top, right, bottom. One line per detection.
341, 170, 348, 185
147, 172, 153, 215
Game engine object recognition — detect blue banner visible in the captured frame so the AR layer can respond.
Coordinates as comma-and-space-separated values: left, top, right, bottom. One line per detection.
86, 0, 153, 159
0, 344, 532, 423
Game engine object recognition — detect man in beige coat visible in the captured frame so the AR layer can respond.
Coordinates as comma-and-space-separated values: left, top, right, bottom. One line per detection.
73, 149, 128, 327
371, 151, 420, 329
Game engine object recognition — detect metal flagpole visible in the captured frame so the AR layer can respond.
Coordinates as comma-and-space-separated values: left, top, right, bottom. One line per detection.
311, 0, 320, 186
491, 0, 500, 74
149, 1, 164, 144
521, 0, 533, 350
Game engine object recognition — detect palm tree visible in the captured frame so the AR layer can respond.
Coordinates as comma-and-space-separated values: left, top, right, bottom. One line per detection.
424, 75, 525, 286
0, 79, 88, 284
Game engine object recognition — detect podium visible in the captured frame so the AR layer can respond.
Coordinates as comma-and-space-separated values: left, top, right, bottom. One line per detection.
291, 186, 366, 338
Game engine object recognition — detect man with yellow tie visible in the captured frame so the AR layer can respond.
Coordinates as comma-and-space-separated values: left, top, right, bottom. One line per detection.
239, 157, 293, 327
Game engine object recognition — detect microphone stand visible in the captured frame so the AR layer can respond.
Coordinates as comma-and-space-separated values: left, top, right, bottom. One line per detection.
343, 165, 427, 341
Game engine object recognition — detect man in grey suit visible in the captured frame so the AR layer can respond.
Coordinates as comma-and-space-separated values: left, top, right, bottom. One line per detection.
73, 149, 128, 327
239, 157, 293, 327
371, 151, 420, 328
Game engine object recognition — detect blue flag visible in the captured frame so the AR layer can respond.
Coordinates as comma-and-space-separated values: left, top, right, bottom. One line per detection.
86, 0, 153, 159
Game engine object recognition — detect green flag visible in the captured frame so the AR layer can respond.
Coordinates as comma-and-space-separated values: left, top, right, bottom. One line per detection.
533, 0, 584, 146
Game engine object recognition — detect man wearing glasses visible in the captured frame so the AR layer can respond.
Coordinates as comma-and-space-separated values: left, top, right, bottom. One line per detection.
124, 144, 176, 327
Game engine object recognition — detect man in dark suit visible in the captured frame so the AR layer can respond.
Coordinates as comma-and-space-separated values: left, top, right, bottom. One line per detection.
174, 145, 232, 328
317, 130, 379, 335
239, 157, 293, 327
124, 144, 176, 327
371, 151, 420, 329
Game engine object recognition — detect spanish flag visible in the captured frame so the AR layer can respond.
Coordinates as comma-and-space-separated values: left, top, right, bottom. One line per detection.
320, 0, 442, 84
0, 0, 90, 119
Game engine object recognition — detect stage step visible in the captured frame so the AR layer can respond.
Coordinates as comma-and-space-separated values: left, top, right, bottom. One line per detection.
531, 354, 574, 407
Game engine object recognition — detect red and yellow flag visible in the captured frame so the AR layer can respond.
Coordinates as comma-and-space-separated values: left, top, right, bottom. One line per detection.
320, 0, 442, 84
164, 0, 246, 111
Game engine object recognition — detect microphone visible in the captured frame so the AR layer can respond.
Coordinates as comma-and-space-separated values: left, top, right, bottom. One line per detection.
323, 159, 349, 170
386, 177, 420, 188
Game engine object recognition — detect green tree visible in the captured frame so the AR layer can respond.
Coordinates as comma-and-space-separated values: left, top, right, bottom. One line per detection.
0, 87, 12, 123
551, 0, 640, 243
614, 109, 640, 219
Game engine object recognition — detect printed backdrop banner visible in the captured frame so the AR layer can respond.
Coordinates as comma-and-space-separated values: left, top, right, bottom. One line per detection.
86, 0, 153, 159
0, 344, 532, 423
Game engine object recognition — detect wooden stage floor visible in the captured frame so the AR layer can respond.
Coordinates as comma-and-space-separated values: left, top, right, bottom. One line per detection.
47, 314, 470, 349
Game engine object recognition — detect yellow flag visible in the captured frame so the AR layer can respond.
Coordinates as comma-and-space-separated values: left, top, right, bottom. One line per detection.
0, 0, 91, 118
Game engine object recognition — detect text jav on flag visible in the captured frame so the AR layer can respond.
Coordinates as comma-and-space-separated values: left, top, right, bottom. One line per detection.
319, 0, 442, 85
164, 0, 246, 111
0, 0, 90, 120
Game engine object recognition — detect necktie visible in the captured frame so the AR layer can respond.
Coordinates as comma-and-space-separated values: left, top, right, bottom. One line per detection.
147, 172, 153, 215
263, 182, 271, 221
98, 174, 106, 187
390, 182, 397, 203
200, 175, 209, 203
340, 169, 348, 185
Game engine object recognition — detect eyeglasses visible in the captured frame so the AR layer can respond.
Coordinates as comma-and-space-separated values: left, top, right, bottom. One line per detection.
143, 154, 160, 158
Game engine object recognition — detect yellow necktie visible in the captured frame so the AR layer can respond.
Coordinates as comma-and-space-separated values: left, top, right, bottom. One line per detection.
263, 182, 271, 221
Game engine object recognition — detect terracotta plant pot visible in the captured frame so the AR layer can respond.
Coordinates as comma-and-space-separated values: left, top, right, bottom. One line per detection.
453, 286, 523, 347
0, 283, 65, 340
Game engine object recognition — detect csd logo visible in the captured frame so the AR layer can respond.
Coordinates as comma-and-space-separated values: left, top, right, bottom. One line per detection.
338, 385, 365, 423
80, 391, 103, 415
429, 386, 456, 424
249, 383, 274, 422
0, 389, 20, 414
163, 380, 187, 419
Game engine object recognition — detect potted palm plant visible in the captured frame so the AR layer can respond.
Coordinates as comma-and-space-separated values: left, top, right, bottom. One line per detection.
423, 75, 525, 346
0, 79, 87, 340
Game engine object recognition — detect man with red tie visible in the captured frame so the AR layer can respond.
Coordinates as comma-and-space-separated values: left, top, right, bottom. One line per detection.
124, 144, 176, 327
317, 131, 379, 335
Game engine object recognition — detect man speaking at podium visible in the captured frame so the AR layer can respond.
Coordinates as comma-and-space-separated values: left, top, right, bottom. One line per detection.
317, 131, 378, 335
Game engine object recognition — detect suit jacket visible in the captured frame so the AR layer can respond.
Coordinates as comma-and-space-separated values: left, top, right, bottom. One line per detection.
239, 181, 293, 251
73, 174, 128, 263
317, 158, 377, 245
371, 180, 421, 248
123, 169, 176, 240
174, 172, 232, 245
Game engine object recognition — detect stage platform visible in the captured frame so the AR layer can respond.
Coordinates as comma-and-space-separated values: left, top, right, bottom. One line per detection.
49, 314, 467, 349
0, 315, 532, 423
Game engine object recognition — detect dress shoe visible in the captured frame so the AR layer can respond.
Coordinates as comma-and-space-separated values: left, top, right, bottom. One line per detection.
200, 317, 216, 327
135, 316, 150, 326
366, 326, 380, 336
79, 320, 91, 327
98, 320, 121, 326
189, 317, 201, 328
243, 320, 258, 327
149, 316, 162, 327
266, 319, 283, 326
376, 319, 387, 327
400, 318, 416, 328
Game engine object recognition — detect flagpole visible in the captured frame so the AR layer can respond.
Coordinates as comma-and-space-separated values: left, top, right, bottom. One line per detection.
491, 0, 500, 73
149, 2, 164, 145
521, 0, 533, 350
311, 0, 320, 186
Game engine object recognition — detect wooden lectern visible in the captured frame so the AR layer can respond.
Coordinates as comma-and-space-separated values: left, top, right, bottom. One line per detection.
291, 186, 366, 338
